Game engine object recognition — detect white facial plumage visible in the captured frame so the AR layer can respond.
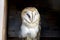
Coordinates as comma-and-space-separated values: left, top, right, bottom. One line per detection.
19, 7, 41, 38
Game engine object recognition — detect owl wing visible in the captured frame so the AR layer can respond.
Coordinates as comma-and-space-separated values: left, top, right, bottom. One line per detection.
35, 22, 41, 40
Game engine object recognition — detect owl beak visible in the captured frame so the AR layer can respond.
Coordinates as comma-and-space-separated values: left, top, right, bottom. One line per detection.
30, 13, 33, 22
31, 19, 32, 22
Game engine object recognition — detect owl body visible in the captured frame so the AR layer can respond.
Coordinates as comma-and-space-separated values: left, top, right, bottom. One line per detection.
19, 7, 41, 40
20, 24, 39, 38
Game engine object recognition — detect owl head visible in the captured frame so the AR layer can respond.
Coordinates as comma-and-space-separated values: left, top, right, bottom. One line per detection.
21, 7, 40, 27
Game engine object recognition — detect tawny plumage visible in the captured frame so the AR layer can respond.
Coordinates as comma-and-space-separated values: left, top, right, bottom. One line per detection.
19, 7, 41, 40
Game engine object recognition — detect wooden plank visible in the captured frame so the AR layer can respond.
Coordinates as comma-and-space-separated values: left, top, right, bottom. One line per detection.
2, 0, 7, 40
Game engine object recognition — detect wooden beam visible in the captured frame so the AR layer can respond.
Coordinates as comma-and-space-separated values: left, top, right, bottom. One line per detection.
2, 0, 7, 40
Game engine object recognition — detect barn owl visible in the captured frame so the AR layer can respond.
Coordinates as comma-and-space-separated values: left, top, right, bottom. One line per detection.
19, 7, 41, 40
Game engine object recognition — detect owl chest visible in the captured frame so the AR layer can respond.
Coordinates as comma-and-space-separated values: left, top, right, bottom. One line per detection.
21, 25, 39, 38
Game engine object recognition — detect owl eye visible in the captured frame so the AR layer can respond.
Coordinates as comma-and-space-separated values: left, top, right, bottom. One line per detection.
35, 12, 38, 15
26, 13, 30, 18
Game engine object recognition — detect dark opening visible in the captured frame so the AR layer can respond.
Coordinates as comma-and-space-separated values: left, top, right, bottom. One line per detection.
7, 0, 60, 40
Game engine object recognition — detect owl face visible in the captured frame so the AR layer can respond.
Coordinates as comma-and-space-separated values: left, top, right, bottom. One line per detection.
21, 7, 40, 27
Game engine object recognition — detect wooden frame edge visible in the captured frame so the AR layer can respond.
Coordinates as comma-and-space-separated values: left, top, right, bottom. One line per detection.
2, 0, 7, 40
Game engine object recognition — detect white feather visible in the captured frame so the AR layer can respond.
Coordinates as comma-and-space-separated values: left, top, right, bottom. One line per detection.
19, 24, 39, 38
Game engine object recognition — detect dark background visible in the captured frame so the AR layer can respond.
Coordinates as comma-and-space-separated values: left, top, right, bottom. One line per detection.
7, 0, 60, 40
